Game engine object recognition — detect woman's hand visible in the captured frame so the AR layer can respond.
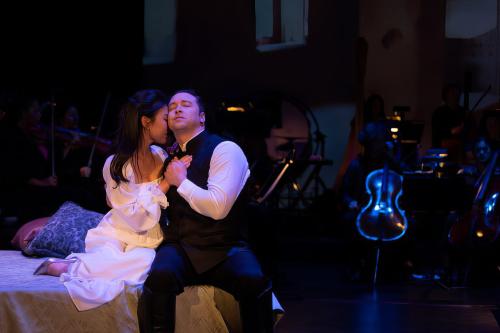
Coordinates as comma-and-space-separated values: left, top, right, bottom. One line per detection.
179, 155, 192, 168
80, 166, 92, 178
164, 156, 192, 188
159, 155, 192, 192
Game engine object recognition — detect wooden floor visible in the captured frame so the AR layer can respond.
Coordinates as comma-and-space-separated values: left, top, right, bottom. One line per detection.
271, 230, 500, 333
2, 208, 500, 332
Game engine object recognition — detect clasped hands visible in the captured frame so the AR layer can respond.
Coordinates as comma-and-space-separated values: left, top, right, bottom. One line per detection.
159, 155, 192, 193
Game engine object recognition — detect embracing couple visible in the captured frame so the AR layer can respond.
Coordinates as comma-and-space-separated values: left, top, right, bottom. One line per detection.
35, 89, 274, 332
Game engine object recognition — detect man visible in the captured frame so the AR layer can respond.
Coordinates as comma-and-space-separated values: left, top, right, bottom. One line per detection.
432, 83, 475, 163
139, 90, 273, 333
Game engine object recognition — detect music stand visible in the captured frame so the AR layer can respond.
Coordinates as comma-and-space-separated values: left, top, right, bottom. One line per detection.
397, 121, 425, 168
254, 149, 295, 204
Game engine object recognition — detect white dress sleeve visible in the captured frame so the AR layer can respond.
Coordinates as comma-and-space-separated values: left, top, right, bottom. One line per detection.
102, 153, 169, 233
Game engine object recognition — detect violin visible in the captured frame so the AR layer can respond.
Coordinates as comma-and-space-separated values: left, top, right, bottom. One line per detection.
356, 157, 408, 242
449, 150, 500, 245
54, 126, 113, 156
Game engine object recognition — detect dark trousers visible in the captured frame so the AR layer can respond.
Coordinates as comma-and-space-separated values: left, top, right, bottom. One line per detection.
138, 243, 273, 333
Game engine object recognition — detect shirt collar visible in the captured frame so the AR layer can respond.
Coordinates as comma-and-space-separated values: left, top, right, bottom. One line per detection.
179, 128, 205, 152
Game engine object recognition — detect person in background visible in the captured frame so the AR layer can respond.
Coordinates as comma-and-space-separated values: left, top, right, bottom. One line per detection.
432, 83, 475, 163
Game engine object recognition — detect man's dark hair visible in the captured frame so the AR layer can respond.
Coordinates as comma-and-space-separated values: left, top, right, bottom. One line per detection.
171, 89, 205, 115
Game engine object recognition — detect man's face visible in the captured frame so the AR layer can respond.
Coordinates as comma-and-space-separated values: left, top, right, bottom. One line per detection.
167, 92, 205, 134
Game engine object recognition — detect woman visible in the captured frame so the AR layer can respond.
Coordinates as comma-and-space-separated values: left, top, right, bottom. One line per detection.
34, 89, 191, 311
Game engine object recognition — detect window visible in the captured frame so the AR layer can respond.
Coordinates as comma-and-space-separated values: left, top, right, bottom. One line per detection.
255, 0, 309, 52
143, 0, 177, 65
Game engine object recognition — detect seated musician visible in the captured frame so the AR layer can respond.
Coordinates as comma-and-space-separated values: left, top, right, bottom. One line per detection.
338, 120, 404, 281
6, 94, 65, 222
461, 136, 495, 180
54, 102, 109, 213
432, 83, 475, 163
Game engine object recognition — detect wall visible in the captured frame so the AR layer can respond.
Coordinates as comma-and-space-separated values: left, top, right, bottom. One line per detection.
359, 0, 446, 152
142, 0, 360, 189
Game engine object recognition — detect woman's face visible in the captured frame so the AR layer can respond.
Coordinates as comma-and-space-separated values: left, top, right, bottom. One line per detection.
63, 106, 79, 129
474, 139, 492, 163
146, 106, 169, 144
25, 100, 41, 125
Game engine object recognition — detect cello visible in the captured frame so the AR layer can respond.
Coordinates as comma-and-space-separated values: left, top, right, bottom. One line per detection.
355, 143, 408, 285
356, 152, 408, 242
448, 150, 499, 245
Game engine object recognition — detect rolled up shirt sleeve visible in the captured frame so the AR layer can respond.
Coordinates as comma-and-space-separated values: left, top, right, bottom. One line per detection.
102, 155, 169, 233
176, 141, 250, 220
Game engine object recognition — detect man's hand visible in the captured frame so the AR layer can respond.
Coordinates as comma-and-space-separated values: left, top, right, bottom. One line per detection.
163, 155, 192, 188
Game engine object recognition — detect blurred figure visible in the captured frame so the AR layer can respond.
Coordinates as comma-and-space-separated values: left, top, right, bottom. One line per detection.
363, 94, 386, 124
6, 93, 63, 222
55, 104, 92, 181
338, 120, 407, 281
432, 83, 475, 163
339, 121, 396, 224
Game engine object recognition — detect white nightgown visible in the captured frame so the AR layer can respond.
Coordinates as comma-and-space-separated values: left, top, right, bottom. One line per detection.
60, 145, 168, 311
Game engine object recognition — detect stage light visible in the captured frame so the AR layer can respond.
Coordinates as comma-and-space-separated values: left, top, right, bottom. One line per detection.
226, 106, 246, 112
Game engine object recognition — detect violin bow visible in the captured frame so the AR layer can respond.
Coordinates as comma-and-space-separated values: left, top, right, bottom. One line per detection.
87, 92, 111, 169
50, 96, 56, 177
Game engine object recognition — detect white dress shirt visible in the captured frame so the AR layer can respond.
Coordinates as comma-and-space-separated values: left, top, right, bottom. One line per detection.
177, 131, 250, 220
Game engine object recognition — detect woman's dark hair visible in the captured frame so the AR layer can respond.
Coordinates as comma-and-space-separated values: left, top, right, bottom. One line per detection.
363, 94, 385, 123
110, 89, 168, 185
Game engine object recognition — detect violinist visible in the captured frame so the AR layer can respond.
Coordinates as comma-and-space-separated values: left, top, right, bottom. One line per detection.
52, 102, 110, 212
55, 103, 113, 182
6, 93, 64, 222
55, 104, 93, 182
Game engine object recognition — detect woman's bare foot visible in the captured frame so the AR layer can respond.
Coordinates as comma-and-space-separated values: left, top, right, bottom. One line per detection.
47, 262, 70, 276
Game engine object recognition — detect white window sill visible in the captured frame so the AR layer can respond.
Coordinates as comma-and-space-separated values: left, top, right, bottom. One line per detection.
257, 41, 306, 52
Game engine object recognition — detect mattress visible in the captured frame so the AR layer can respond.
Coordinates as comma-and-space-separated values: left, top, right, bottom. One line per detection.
0, 250, 240, 333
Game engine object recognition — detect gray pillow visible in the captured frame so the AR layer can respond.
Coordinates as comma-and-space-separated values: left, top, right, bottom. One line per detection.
24, 201, 104, 258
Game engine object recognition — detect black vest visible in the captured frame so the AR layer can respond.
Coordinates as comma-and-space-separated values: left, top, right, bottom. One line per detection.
161, 131, 248, 273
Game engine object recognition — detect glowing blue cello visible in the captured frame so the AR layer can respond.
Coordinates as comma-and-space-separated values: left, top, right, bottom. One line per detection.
355, 160, 408, 284
356, 162, 408, 241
